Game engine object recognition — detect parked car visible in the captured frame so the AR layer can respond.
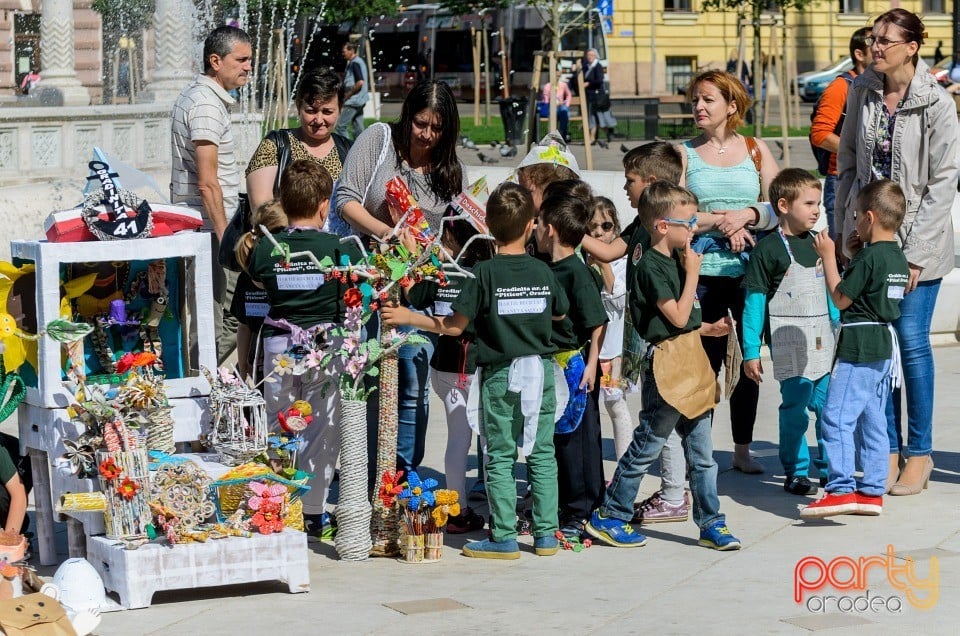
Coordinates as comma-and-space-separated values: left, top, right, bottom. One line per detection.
796, 57, 855, 102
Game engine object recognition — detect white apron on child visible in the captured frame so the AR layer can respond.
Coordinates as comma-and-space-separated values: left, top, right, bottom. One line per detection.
768, 230, 836, 382
465, 357, 568, 457
835, 322, 903, 389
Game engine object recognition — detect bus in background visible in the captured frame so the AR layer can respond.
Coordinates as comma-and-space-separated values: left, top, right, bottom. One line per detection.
301, 3, 609, 102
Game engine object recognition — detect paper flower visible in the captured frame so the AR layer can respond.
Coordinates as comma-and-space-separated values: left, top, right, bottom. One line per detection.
277, 404, 312, 434
117, 477, 140, 500
251, 500, 285, 534
430, 489, 460, 527
272, 353, 295, 376
378, 470, 405, 508
62, 439, 97, 478
98, 457, 122, 480
399, 471, 438, 511
343, 287, 363, 308
247, 481, 286, 510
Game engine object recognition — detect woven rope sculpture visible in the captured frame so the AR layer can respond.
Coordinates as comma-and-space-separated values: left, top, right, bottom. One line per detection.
334, 398, 372, 560
369, 330, 400, 556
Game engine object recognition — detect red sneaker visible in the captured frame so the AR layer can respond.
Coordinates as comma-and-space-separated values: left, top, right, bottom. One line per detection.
800, 492, 859, 519
854, 492, 882, 516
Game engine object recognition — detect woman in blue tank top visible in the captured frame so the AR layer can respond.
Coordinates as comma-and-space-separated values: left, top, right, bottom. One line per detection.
679, 70, 781, 474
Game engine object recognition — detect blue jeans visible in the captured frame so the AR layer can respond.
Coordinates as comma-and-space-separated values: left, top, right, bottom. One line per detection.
822, 174, 837, 238
335, 103, 365, 140
886, 279, 940, 457
779, 375, 829, 479
396, 327, 435, 471
600, 372, 723, 530
823, 359, 891, 497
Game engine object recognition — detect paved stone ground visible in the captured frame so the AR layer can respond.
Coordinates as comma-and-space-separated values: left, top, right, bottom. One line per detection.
76, 343, 960, 635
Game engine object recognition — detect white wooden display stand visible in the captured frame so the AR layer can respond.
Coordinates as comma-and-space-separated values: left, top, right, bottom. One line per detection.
8, 233, 216, 565
9, 233, 216, 409
87, 531, 310, 609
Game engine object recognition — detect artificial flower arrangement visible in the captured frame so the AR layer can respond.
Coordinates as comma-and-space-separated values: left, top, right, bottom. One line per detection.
379, 470, 459, 563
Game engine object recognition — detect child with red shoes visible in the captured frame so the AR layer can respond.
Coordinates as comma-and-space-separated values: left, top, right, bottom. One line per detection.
801, 180, 909, 518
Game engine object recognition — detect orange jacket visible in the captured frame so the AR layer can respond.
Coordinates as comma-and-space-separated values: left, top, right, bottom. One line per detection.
809, 71, 858, 176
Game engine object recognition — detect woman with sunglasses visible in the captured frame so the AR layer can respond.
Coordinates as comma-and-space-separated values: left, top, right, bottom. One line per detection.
678, 69, 781, 475
836, 8, 959, 496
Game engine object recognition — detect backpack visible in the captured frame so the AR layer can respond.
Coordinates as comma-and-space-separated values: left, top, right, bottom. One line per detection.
809, 71, 854, 175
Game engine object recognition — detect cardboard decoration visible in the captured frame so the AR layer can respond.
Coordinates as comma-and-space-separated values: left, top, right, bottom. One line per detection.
45, 157, 202, 243
652, 331, 719, 420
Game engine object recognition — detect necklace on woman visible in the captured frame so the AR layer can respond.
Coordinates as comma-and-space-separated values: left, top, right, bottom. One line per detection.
707, 136, 734, 155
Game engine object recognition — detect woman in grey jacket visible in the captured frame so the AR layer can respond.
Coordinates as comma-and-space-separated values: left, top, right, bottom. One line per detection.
835, 8, 959, 496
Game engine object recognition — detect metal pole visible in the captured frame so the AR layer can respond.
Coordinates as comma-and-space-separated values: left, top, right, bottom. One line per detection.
649, 0, 656, 93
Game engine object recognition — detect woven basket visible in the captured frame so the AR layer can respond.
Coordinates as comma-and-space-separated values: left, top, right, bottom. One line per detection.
210, 463, 310, 530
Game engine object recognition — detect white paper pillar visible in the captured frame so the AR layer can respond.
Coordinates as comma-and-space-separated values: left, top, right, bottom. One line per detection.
39, 0, 91, 106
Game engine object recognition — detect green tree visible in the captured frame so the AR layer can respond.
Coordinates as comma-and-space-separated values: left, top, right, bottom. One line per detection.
701, 0, 815, 136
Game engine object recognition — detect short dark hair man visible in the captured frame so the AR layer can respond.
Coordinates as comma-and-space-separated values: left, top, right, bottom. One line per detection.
170, 25, 252, 362
335, 41, 369, 140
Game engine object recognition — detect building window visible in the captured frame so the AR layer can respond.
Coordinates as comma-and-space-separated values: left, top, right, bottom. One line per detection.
922, 0, 945, 13
664, 0, 693, 11
839, 0, 864, 13
666, 56, 697, 94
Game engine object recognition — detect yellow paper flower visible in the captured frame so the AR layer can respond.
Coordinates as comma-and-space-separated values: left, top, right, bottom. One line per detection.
292, 400, 312, 416
434, 489, 459, 506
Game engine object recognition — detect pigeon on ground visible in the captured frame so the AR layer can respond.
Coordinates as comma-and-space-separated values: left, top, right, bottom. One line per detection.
620, 143, 630, 153
460, 136, 478, 150
499, 144, 517, 158
477, 152, 498, 164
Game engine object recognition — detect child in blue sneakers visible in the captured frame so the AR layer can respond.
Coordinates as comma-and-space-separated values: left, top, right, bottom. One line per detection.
383, 183, 569, 558
742, 168, 839, 497
581, 143, 692, 525
801, 180, 909, 519
585, 181, 742, 551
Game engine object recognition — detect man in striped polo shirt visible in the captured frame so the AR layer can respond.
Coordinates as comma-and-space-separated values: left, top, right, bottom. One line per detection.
170, 26, 252, 362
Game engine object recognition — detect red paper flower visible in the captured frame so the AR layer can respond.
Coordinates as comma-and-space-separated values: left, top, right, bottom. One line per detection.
131, 352, 158, 368
115, 352, 136, 374
378, 469, 405, 508
98, 457, 122, 480
344, 287, 363, 308
117, 477, 140, 500
251, 501, 285, 534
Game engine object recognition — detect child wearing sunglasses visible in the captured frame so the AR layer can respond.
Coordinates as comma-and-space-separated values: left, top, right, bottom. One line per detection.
586, 181, 741, 551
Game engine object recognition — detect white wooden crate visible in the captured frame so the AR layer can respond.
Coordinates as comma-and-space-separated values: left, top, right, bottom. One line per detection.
9, 233, 215, 408
87, 531, 310, 609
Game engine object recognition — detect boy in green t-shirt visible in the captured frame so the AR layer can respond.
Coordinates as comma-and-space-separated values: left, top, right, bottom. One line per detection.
535, 191, 608, 539
802, 179, 909, 519
248, 160, 362, 537
742, 168, 840, 497
585, 181, 742, 551
383, 183, 569, 559
580, 142, 692, 524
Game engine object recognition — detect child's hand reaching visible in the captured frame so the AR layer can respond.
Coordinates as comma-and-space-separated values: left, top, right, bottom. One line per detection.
699, 316, 734, 337
743, 358, 763, 384
580, 363, 597, 392
381, 304, 413, 328
813, 231, 835, 259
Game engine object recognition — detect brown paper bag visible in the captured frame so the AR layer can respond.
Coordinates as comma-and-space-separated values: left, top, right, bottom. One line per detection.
652, 331, 719, 419
0, 593, 76, 636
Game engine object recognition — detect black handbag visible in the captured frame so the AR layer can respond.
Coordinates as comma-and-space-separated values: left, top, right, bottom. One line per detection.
595, 90, 611, 113
219, 129, 291, 271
